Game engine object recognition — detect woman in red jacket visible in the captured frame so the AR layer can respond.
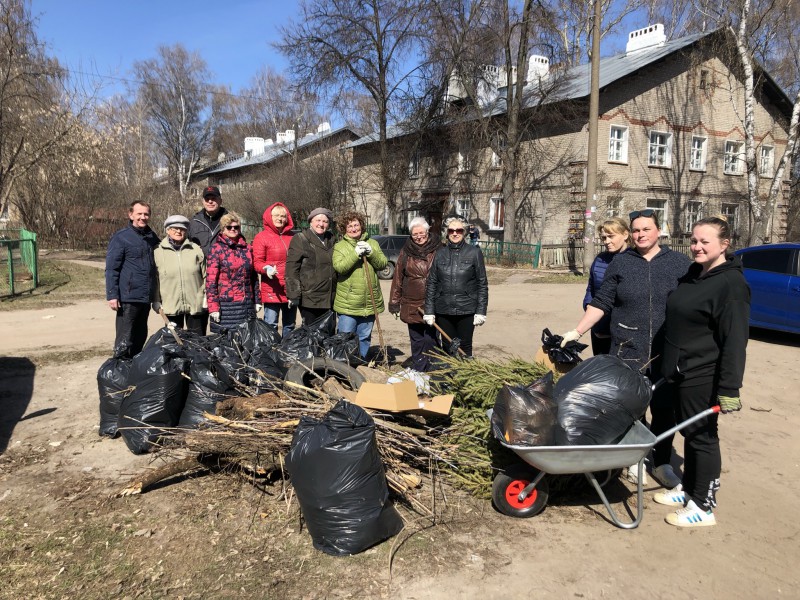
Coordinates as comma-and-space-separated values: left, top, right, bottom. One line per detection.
388, 217, 441, 371
206, 211, 260, 333
252, 202, 296, 337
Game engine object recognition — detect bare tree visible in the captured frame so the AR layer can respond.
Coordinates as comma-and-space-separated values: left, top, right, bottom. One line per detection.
278, 0, 429, 232
132, 44, 215, 198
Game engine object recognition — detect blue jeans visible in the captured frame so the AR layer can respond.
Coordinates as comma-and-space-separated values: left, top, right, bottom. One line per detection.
263, 302, 297, 338
337, 314, 375, 358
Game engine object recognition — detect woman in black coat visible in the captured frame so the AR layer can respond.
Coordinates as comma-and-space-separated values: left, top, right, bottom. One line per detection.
654, 216, 750, 528
423, 216, 488, 357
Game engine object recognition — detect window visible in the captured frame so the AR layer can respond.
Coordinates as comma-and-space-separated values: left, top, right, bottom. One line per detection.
608, 126, 628, 163
739, 249, 791, 274
455, 197, 471, 220
724, 141, 744, 174
699, 70, 708, 89
645, 199, 668, 236
408, 152, 419, 178
683, 201, 703, 233
606, 195, 623, 218
690, 136, 707, 171
759, 146, 774, 178
491, 134, 506, 168
0, 202, 8, 221
489, 197, 505, 230
648, 131, 673, 167
458, 143, 471, 172
721, 203, 738, 234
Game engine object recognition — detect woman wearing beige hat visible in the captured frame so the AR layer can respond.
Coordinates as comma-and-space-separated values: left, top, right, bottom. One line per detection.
152, 215, 207, 335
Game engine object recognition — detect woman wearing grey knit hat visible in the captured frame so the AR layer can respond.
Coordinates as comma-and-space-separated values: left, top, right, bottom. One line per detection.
152, 215, 207, 334
285, 207, 337, 324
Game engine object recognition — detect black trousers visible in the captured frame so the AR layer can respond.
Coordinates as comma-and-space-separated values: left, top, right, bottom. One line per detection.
590, 331, 612, 356
168, 313, 205, 336
300, 306, 329, 325
649, 379, 677, 468
676, 382, 721, 511
407, 322, 439, 372
114, 302, 150, 357
436, 313, 475, 356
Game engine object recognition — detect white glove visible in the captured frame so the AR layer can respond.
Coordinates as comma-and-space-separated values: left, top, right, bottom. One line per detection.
202, 296, 208, 309
152, 302, 162, 313
355, 241, 371, 257
473, 314, 486, 326
287, 300, 295, 309
167, 321, 177, 330
210, 311, 220, 323
255, 304, 263, 313
264, 265, 277, 279
423, 314, 435, 326
560, 329, 583, 347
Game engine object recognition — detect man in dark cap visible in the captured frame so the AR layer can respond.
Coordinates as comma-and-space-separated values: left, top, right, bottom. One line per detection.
188, 185, 228, 333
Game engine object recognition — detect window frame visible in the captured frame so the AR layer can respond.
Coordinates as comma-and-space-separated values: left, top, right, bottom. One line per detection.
683, 201, 703, 233
648, 130, 673, 168
491, 134, 506, 168
488, 196, 505, 230
724, 140, 744, 175
455, 197, 471, 220
608, 125, 629, 163
458, 143, 471, 173
721, 203, 739, 234
689, 135, 708, 171
644, 198, 669, 236
606, 195, 623, 218
408, 151, 419, 179
759, 145, 774, 178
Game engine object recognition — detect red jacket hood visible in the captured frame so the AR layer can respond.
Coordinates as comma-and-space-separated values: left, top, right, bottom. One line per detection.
262, 202, 294, 235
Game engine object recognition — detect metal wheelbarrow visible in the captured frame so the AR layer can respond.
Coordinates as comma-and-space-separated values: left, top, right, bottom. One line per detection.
488, 406, 721, 529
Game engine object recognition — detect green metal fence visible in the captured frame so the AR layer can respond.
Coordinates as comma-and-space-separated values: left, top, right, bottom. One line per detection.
479, 240, 543, 267
0, 228, 38, 297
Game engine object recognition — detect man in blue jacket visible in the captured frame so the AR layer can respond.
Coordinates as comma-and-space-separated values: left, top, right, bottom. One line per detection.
105, 201, 160, 356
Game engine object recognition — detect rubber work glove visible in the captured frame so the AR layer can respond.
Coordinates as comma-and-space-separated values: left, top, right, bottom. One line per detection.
264, 265, 277, 279
255, 304, 263, 313
355, 241, 372, 257
210, 311, 220, 323
718, 395, 742, 413
559, 329, 583, 347
287, 300, 295, 309
423, 314, 435, 326
388, 304, 400, 318
152, 302, 162, 313
473, 314, 486, 326
167, 321, 177, 330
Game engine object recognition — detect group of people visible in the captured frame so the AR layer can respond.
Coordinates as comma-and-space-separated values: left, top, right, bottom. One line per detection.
105, 189, 490, 365
563, 209, 750, 529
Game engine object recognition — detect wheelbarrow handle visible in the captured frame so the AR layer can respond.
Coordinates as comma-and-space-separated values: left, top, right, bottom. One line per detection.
654, 405, 721, 445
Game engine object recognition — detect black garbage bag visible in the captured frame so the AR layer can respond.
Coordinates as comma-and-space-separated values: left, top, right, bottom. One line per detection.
97, 350, 134, 438
491, 372, 558, 446
279, 326, 320, 366
118, 343, 188, 454
212, 341, 249, 385
307, 310, 336, 339
286, 401, 404, 556
321, 332, 361, 364
234, 318, 282, 355
541, 328, 587, 364
553, 355, 652, 446
179, 351, 238, 428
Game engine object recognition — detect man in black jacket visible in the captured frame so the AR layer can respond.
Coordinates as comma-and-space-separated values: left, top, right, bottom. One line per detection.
105, 201, 160, 356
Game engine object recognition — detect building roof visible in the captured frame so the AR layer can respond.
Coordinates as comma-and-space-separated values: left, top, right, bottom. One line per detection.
348, 28, 793, 148
200, 125, 357, 175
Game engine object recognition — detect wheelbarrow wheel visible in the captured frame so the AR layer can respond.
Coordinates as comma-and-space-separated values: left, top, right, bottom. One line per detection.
492, 464, 549, 518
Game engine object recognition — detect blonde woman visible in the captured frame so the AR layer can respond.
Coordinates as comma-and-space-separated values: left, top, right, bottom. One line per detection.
582, 217, 631, 355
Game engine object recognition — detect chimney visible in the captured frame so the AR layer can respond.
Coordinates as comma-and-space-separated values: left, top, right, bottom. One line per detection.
317, 122, 331, 133
276, 129, 296, 144
526, 55, 550, 82
626, 24, 666, 54
244, 137, 265, 156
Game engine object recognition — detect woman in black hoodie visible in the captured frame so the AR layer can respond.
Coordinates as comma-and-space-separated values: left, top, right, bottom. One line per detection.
654, 216, 750, 528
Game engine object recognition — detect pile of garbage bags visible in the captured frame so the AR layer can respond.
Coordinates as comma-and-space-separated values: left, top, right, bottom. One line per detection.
492, 355, 652, 447
96, 311, 359, 454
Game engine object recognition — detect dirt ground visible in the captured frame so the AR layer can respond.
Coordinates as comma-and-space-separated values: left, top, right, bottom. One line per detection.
1, 259, 799, 599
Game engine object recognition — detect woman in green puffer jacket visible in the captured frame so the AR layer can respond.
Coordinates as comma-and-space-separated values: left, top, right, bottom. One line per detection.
332, 211, 387, 359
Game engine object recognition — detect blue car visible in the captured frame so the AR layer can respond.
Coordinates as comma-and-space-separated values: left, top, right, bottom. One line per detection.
735, 243, 800, 334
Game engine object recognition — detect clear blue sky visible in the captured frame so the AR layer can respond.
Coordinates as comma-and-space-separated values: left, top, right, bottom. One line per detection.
31, 0, 298, 97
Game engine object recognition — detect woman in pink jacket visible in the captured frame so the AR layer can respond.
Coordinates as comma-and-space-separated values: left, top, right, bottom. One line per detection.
252, 202, 296, 336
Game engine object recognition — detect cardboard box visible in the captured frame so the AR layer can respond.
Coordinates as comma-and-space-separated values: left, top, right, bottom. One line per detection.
350, 380, 454, 417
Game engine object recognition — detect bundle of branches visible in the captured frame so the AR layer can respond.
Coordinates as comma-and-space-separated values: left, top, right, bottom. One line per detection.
429, 354, 551, 498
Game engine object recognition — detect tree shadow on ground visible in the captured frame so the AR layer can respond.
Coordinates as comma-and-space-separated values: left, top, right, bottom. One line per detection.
0, 357, 36, 453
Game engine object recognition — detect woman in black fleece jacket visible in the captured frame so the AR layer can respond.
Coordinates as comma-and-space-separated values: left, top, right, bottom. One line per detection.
562, 209, 691, 488
653, 217, 750, 528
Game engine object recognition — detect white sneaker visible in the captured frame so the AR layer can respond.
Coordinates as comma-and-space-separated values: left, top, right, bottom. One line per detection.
652, 464, 682, 489
653, 486, 685, 507
625, 462, 647, 485
666, 499, 716, 528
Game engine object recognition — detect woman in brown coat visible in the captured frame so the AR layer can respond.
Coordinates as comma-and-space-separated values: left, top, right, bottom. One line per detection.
388, 217, 441, 371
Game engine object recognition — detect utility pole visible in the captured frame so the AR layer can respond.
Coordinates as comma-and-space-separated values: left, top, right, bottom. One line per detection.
583, 0, 601, 274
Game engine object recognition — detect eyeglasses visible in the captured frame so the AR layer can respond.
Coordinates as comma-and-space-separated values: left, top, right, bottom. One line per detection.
203, 197, 220, 202
629, 209, 655, 220
224, 225, 241, 231
411, 233, 428, 239
447, 228, 465, 235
